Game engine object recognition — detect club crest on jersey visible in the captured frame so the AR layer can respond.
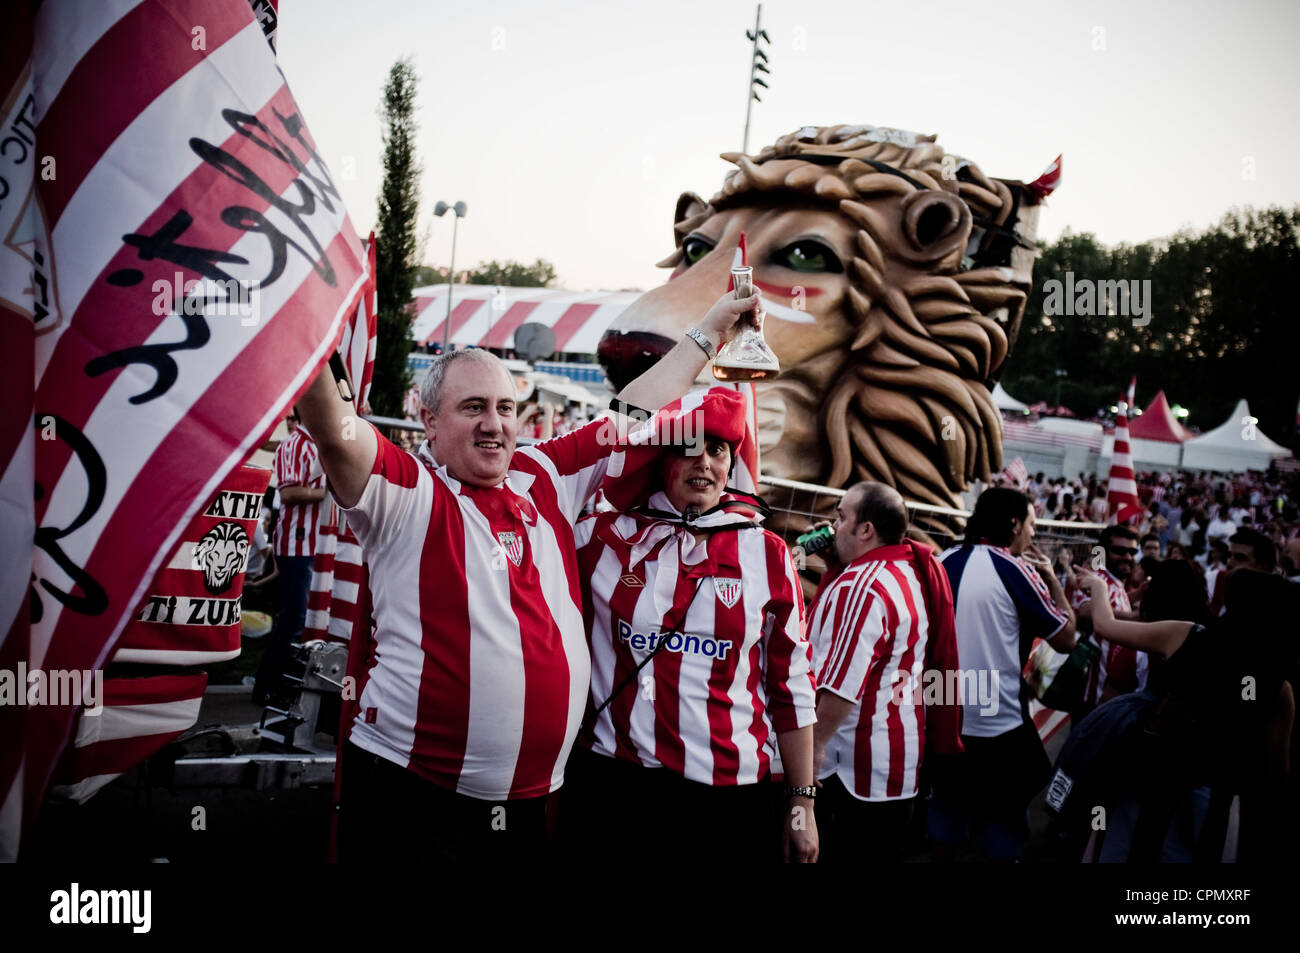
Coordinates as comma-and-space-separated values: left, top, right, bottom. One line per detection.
714, 578, 742, 609
497, 531, 524, 567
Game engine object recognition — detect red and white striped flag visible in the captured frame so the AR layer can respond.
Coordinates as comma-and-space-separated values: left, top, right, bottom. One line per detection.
50, 673, 209, 805
1107, 378, 1143, 524
0, 0, 369, 858
1003, 457, 1030, 488
337, 233, 378, 411
304, 230, 377, 643
302, 510, 368, 644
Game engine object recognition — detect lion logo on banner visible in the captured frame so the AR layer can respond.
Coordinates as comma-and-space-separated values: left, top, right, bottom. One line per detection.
599, 124, 1049, 510
193, 521, 250, 595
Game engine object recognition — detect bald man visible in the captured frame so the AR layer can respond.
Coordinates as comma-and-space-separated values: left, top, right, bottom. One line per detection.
807, 482, 961, 863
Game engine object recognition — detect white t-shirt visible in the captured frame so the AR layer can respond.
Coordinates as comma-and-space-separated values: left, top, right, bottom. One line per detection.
1206, 518, 1237, 543
245, 520, 270, 578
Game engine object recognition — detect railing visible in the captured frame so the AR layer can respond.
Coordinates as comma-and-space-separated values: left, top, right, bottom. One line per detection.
757, 474, 1105, 557
1001, 419, 1103, 451
533, 361, 609, 385
358, 422, 1106, 557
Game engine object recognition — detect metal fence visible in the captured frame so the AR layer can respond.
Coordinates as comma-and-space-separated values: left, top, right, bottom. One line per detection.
757, 475, 1105, 563
363, 417, 1106, 563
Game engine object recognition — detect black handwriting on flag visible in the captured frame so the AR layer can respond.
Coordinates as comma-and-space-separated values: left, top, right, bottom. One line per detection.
30, 416, 108, 624
93, 107, 342, 404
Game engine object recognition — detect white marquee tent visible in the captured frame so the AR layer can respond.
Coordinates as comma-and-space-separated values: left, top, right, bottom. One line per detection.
992, 381, 1029, 412
1180, 399, 1292, 472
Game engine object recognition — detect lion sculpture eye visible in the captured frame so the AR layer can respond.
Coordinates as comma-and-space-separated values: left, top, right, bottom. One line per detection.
682, 235, 715, 265
775, 239, 842, 273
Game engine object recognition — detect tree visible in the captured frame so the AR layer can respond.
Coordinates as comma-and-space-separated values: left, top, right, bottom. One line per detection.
1001, 206, 1300, 441
466, 258, 557, 288
415, 258, 558, 289
370, 58, 420, 417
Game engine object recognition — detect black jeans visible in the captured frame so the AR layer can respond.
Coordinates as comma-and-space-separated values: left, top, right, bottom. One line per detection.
252, 554, 313, 702
817, 774, 913, 864
559, 747, 775, 864
338, 742, 549, 864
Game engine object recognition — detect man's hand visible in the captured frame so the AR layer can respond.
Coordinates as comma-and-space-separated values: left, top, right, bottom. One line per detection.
1077, 567, 1108, 604
1021, 543, 1052, 570
296, 362, 378, 509
783, 799, 818, 863
699, 289, 764, 347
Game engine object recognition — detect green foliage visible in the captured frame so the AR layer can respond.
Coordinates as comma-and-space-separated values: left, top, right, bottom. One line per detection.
1001, 206, 1300, 439
410, 263, 440, 288
415, 258, 558, 289
466, 259, 557, 288
370, 58, 420, 416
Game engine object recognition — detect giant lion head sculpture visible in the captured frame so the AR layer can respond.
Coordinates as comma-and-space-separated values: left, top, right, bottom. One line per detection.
599, 124, 1047, 508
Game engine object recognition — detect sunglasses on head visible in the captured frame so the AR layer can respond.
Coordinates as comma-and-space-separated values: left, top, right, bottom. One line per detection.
1108, 545, 1139, 557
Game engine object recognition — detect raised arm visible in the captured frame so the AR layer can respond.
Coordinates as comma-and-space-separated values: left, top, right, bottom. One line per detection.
295, 362, 378, 509
1079, 570, 1194, 658
616, 291, 763, 412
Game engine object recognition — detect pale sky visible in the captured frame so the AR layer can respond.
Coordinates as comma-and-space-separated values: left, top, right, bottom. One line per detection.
277, 0, 1300, 291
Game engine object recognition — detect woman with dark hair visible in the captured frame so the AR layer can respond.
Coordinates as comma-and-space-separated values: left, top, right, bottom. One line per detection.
1053, 568, 1295, 861
1139, 559, 1208, 627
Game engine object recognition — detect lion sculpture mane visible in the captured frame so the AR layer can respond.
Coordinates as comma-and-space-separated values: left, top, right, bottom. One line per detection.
599, 123, 1048, 511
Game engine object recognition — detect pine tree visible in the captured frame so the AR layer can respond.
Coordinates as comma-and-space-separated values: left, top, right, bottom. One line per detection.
370, 58, 420, 416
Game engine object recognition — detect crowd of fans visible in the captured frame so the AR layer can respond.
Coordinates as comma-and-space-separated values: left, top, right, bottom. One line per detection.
992, 467, 1300, 579
916, 465, 1298, 861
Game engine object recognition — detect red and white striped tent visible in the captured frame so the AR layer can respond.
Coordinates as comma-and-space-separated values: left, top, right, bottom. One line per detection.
409, 285, 640, 353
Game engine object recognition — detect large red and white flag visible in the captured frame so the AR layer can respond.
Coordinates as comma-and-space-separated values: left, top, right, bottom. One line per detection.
1107, 377, 1142, 524
337, 233, 378, 411
0, 0, 368, 858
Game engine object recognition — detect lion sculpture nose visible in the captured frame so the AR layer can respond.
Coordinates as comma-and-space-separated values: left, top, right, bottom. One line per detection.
597, 330, 677, 392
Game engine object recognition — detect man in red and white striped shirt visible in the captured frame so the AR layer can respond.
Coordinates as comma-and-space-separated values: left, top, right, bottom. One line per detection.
1072, 525, 1145, 707
272, 415, 327, 559
252, 412, 328, 704
296, 291, 762, 862
809, 482, 962, 863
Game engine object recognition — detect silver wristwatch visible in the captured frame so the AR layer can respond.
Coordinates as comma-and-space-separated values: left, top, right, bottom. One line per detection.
684, 327, 716, 360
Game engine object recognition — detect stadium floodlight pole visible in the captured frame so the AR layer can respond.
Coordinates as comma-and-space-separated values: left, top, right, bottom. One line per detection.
742, 4, 770, 155
434, 200, 468, 352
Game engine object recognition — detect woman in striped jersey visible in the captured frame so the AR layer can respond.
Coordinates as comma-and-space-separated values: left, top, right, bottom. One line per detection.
563, 389, 819, 862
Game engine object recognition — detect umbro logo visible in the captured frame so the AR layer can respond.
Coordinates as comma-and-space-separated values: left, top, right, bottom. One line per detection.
619, 573, 644, 588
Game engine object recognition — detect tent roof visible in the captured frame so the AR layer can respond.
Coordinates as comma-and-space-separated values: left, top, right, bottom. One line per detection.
1184, 399, 1290, 454
992, 381, 1029, 412
1129, 390, 1192, 443
408, 284, 639, 355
